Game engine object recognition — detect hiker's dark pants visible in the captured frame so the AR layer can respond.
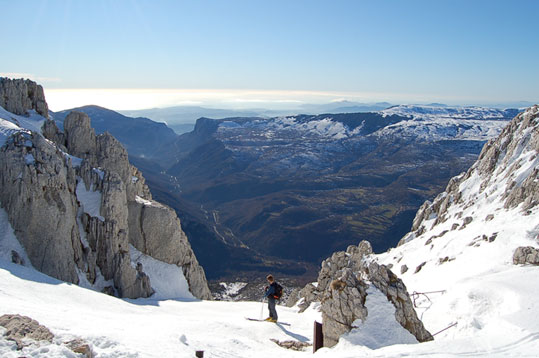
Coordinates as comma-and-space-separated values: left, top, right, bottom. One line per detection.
268, 296, 278, 320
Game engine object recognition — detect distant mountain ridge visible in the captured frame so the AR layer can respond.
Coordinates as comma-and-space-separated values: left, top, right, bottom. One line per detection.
119, 101, 395, 134
52, 105, 177, 159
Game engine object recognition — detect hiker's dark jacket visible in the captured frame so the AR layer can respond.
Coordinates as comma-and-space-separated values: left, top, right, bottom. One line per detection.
264, 282, 277, 298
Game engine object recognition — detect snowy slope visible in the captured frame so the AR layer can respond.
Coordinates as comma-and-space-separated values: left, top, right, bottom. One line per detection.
1, 243, 538, 357
376, 105, 539, 353
216, 105, 516, 142
381, 104, 519, 120
0, 106, 46, 146
377, 105, 518, 141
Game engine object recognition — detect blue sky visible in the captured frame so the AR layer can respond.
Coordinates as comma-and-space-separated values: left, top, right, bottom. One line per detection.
2, 0, 538, 110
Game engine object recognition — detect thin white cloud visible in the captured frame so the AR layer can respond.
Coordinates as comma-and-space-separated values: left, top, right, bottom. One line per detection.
0, 73, 61, 83
43, 87, 505, 112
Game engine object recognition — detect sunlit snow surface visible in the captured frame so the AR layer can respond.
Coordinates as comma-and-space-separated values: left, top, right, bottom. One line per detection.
0, 106, 46, 146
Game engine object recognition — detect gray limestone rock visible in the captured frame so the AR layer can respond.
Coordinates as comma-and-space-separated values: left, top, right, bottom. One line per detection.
128, 199, 211, 300
270, 338, 312, 351
299, 240, 432, 347
297, 283, 319, 313
0, 131, 82, 283
11, 250, 23, 265
64, 111, 97, 158
0, 78, 48, 118
61, 109, 209, 299
42, 119, 66, 150
66, 338, 94, 358
285, 287, 302, 308
0, 314, 54, 350
367, 262, 433, 343
321, 268, 368, 347
513, 246, 539, 265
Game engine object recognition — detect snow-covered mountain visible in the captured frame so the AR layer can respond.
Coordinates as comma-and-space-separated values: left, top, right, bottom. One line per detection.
382, 104, 519, 120
1, 103, 537, 357
377, 105, 520, 141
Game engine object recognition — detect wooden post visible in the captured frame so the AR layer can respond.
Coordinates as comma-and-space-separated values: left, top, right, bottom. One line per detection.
195, 350, 204, 358
313, 321, 323, 353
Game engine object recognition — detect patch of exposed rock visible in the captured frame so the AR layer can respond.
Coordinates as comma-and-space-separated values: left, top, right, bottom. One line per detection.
0, 90, 211, 299
0, 314, 94, 356
270, 338, 312, 351
0, 314, 53, 350
66, 338, 94, 358
299, 240, 433, 347
513, 246, 539, 265
0, 77, 48, 118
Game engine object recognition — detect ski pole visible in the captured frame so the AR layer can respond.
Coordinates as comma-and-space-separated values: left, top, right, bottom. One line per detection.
260, 297, 265, 320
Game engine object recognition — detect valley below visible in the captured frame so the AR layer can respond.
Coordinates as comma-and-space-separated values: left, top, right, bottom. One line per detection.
118, 106, 518, 281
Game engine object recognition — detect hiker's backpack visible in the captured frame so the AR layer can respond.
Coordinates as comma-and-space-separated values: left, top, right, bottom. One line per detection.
273, 282, 283, 299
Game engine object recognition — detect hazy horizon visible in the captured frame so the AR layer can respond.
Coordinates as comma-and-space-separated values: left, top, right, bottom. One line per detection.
2, 0, 538, 112
37, 88, 535, 113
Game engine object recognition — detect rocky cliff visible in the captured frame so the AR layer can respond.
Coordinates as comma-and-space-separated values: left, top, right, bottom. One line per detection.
0, 79, 211, 299
0, 78, 48, 118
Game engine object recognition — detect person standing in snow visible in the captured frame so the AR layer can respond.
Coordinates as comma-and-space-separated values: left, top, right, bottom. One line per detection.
264, 274, 279, 322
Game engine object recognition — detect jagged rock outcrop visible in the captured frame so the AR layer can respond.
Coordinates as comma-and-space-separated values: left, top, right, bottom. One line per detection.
0, 83, 211, 299
513, 246, 539, 265
299, 240, 433, 347
127, 198, 211, 299
64, 111, 97, 157
367, 262, 433, 343
321, 268, 368, 347
403, 105, 539, 242
51, 111, 209, 299
0, 78, 48, 118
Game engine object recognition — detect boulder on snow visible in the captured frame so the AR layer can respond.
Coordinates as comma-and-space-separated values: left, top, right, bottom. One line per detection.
513, 246, 539, 265
270, 338, 312, 351
299, 240, 433, 348
0, 314, 54, 349
66, 338, 95, 358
